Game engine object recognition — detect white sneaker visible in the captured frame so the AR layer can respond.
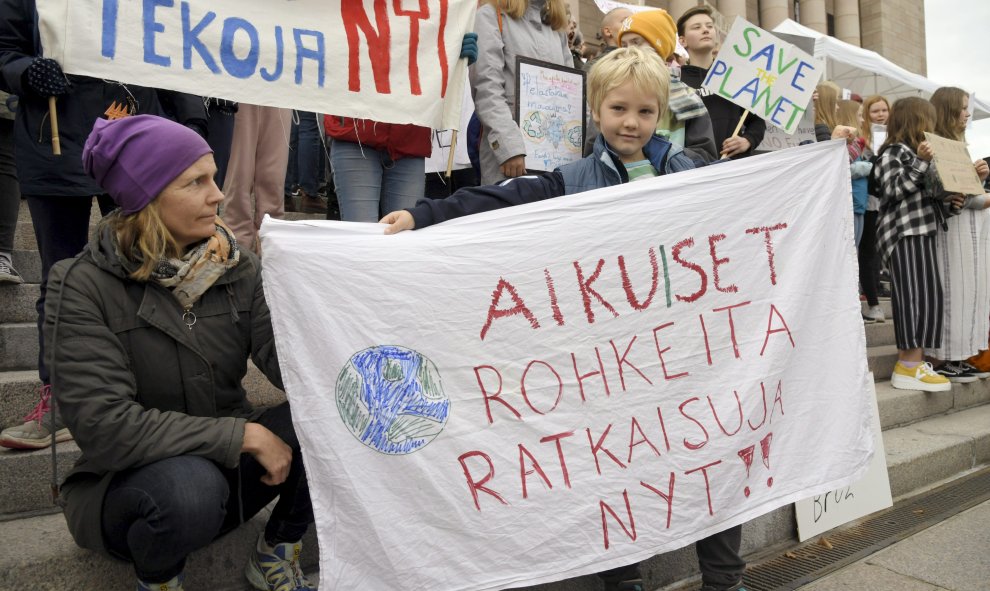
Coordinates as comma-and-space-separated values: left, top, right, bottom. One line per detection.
863, 305, 885, 323
890, 361, 952, 392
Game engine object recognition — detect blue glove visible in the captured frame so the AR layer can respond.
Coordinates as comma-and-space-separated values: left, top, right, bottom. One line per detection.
460, 32, 478, 66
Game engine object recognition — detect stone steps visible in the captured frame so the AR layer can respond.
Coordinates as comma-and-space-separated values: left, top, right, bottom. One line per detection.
3, 199, 983, 590
1, 401, 986, 590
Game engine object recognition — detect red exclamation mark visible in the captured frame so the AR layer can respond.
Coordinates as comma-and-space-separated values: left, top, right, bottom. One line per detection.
760, 432, 773, 489
738, 431, 774, 498
738, 444, 755, 498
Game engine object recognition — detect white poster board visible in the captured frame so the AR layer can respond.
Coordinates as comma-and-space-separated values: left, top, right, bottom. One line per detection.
425, 84, 475, 174
703, 17, 823, 135
259, 141, 873, 591
757, 109, 816, 151
515, 57, 586, 172
36, 0, 476, 129
794, 376, 892, 541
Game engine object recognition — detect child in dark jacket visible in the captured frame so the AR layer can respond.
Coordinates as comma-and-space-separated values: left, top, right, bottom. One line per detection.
381, 46, 694, 235
382, 47, 700, 591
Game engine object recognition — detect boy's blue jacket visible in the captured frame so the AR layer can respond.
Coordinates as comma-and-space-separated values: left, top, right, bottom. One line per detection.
409, 134, 695, 229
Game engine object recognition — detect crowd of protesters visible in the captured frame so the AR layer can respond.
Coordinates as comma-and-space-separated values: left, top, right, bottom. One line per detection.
1, 0, 988, 590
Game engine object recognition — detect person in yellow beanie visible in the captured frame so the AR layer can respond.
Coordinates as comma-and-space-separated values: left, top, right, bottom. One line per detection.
617, 9, 717, 166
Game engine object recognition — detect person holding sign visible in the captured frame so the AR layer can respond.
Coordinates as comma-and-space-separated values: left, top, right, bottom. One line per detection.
381, 47, 698, 591
860, 95, 892, 324
676, 5, 766, 160
924, 87, 990, 381
617, 9, 718, 166
472, 0, 574, 185
875, 97, 963, 392
51, 116, 314, 591
0, 0, 208, 451
382, 47, 692, 233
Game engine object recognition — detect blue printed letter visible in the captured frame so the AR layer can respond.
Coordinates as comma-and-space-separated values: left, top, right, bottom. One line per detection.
260, 26, 284, 81
294, 30, 325, 87
181, 2, 219, 73
143, 0, 173, 67
220, 17, 260, 79
102, 0, 118, 58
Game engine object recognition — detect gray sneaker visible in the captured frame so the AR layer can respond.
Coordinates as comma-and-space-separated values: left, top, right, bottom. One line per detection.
0, 255, 23, 285
0, 385, 72, 450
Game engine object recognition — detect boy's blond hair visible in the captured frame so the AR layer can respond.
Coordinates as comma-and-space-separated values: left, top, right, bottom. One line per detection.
587, 46, 670, 117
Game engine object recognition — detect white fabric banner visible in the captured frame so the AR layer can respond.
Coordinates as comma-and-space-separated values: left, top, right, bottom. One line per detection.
260, 141, 873, 591
36, 0, 476, 129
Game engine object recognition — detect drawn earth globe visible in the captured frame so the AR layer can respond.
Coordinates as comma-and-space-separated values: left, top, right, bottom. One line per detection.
335, 345, 450, 455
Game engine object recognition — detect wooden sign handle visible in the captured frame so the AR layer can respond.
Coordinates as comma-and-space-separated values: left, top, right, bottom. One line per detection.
446, 130, 458, 178
719, 109, 750, 160
48, 96, 61, 156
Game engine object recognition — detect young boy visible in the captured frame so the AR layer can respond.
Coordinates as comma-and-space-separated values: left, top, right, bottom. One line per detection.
677, 5, 766, 160
617, 8, 718, 166
382, 47, 728, 591
381, 46, 693, 234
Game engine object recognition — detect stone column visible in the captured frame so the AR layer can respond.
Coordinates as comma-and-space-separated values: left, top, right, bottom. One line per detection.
759, 0, 790, 30
716, 0, 747, 22
833, 0, 861, 46
668, 0, 698, 21
798, 0, 827, 34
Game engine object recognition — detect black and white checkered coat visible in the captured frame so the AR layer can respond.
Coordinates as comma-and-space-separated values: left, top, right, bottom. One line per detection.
876, 143, 956, 265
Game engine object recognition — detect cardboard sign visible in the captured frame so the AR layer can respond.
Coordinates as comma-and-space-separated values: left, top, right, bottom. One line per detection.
757, 109, 816, 151
35, 0, 477, 129
425, 84, 475, 174
259, 141, 873, 591
703, 18, 822, 135
925, 132, 986, 195
514, 57, 586, 172
794, 376, 892, 541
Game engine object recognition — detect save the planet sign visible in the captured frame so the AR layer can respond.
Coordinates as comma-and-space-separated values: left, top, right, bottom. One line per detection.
703, 18, 822, 135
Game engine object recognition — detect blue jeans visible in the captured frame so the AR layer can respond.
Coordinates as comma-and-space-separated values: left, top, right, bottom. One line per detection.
330, 139, 424, 222
285, 112, 323, 196
100, 403, 312, 582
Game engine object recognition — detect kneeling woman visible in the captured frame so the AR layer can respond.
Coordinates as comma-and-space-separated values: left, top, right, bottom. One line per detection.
50, 115, 313, 591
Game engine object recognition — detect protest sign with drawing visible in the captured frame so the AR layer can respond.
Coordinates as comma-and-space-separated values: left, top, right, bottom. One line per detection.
35, 0, 477, 129
514, 57, 586, 172
259, 141, 873, 590
924, 132, 986, 196
703, 18, 822, 135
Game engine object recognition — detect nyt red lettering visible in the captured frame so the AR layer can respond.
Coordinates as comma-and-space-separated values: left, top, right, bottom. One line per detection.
342, 0, 451, 96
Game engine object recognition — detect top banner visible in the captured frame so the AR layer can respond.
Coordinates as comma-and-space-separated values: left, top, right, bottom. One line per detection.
36, 0, 477, 129
703, 17, 822, 135
259, 141, 873, 591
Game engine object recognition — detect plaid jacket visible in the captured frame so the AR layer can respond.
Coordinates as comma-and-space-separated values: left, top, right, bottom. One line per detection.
875, 143, 956, 264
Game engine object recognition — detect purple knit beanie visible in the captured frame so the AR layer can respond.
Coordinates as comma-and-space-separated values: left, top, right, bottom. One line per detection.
82, 115, 213, 214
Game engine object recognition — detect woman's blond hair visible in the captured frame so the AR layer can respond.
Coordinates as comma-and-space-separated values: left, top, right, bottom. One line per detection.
484, 0, 568, 31
836, 99, 862, 130
930, 86, 968, 142
112, 199, 181, 281
814, 81, 841, 131
860, 95, 890, 146
587, 46, 669, 118
881, 96, 935, 154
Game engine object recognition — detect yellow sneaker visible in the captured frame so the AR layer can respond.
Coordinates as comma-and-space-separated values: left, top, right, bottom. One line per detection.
891, 361, 951, 392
